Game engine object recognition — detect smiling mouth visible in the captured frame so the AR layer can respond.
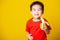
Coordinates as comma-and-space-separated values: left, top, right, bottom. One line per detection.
34, 14, 39, 16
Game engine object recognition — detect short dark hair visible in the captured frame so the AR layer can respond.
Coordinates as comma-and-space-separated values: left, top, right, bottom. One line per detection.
30, 1, 44, 11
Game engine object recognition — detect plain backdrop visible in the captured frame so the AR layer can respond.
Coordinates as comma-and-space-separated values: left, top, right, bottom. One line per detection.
0, 0, 60, 40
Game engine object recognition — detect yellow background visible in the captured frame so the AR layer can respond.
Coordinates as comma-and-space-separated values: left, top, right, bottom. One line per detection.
0, 0, 60, 40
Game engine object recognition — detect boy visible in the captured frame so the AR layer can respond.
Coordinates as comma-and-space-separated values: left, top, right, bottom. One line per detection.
26, 1, 51, 40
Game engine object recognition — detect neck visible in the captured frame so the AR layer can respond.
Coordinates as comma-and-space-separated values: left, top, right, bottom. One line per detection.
32, 17, 41, 22
34, 17, 41, 20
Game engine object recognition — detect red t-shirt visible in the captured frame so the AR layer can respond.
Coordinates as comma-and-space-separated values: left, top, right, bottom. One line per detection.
26, 18, 51, 40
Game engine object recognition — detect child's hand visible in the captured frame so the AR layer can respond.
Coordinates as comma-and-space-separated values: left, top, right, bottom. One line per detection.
43, 27, 50, 34
28, 34, 33, 40
26, 32, 33, 40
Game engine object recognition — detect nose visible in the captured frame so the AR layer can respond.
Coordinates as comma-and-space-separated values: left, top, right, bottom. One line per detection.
36, 11, 39, 14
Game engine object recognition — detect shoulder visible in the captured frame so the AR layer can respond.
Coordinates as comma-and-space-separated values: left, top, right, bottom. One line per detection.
26, 18, 33, 25
43, 18, 48, 22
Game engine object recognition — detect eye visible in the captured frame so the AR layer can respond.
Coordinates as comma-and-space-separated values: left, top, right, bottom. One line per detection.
38, 9, 41, 11
33, 9, 36, 11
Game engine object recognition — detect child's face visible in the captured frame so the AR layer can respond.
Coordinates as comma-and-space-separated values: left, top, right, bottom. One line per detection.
31, 4, 43, 19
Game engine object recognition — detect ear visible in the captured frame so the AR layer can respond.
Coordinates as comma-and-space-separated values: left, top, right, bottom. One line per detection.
30, 11, 32, 14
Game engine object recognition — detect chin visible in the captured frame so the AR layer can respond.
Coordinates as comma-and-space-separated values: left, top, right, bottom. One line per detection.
34, 16, 40, 19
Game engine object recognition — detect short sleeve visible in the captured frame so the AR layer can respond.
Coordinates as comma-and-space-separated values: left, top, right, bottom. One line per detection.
44, 18, 51, 30
26, 21, 30, 32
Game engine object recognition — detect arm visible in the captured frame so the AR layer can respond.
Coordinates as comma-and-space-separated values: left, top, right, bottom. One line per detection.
26, 32, 33, 40
43, 18, 51, 34
43, 27, 51, 34
26, 19, 34, 40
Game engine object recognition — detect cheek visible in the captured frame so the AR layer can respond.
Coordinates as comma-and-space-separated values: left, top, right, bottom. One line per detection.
31, 11, 36, 15
39, 11, 42, 13
32, 11, 36, 13
39, 11, 42, 15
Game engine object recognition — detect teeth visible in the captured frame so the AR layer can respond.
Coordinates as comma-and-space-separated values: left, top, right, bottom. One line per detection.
35, 14, 39, 15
